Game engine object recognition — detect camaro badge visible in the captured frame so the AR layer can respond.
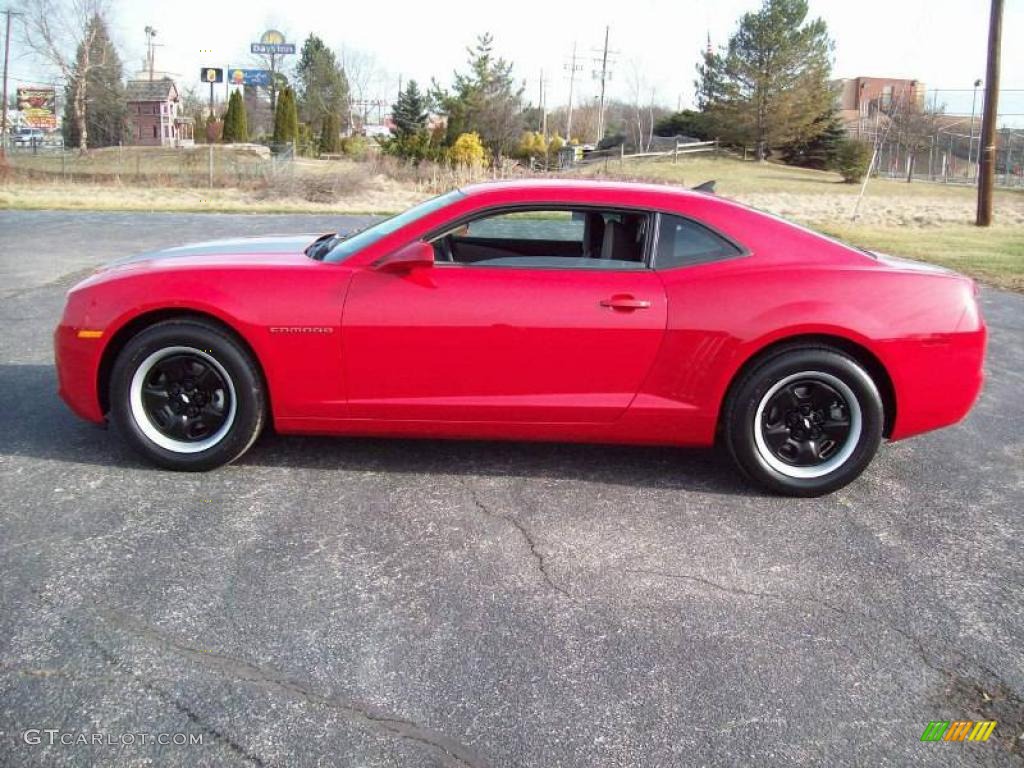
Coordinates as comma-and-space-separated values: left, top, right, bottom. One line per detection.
268, 326, 334, 334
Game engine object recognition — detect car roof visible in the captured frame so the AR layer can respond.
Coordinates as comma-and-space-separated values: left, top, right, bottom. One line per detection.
458, 178, 708, 202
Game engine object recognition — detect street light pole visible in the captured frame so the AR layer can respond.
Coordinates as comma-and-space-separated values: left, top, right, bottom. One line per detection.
968, 78, 982, 178
977, 0, 1003, 226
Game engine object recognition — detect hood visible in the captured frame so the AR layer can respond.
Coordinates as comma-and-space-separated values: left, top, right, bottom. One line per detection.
112, 233, 329, 267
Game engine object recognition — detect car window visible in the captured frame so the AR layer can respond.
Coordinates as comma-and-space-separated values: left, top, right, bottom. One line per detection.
436, 207, 650, 270
324, 189, 465, 262
655, 214, 742, 269
463, 211, 584, 241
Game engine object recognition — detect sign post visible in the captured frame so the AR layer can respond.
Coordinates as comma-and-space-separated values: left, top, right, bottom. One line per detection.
249, 30, 295, 113
202, 68, 223, 120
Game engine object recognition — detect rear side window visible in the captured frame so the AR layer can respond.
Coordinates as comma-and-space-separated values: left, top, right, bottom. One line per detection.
655, 214, 742, 269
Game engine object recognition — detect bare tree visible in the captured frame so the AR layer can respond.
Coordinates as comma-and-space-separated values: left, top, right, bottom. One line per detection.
340, 45, 386, 130
18, 0, 110, 153
890, 105, 943, 182
627, 61, 659, 152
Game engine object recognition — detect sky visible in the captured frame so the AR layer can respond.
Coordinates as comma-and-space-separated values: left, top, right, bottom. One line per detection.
7, 0, 1023, 124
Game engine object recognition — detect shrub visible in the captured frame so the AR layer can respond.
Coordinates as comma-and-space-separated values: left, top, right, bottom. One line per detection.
517, 131, 547, 159
833, 138, 873, 183
340, 135, 368, 159
449, 132, 486, 166
597, 133, 624, 150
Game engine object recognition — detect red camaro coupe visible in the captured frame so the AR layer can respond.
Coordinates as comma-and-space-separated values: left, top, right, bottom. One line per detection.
55, 180, 986, 495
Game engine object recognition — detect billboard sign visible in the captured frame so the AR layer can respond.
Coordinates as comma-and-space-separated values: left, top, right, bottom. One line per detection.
201, 67, 224, 83
16, 87, 57, 130
228, 68, 271, 87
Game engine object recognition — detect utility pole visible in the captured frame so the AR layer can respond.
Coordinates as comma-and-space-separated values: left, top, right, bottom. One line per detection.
592, 26, 614, 144
977, 0, 1003, 226
539, 69, 547, 140
564, 41, 582, 141
1, 9, 19, 160
144, 26, 158, 81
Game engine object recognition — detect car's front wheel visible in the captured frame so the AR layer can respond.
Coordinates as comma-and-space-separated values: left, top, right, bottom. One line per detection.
109, 318, 266, 470
723, 345, 884, 496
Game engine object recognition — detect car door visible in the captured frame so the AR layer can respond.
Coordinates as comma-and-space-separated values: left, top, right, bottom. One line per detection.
340, 207, 668, 424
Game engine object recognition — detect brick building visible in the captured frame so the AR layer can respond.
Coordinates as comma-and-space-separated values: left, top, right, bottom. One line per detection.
835, 77, 926, 137
126, 78, 194, 147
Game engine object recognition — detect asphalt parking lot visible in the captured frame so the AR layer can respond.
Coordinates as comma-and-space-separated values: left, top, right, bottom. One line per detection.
0, 210, 1021, 767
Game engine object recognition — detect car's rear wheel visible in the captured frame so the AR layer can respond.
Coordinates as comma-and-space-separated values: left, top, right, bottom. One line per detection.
723, 346, 883, 496
109, 318, 266, 470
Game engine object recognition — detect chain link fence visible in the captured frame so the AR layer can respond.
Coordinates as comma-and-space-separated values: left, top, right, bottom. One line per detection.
2, 142, 299, 189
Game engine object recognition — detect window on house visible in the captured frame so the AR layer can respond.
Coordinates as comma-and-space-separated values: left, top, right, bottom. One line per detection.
881, 86, 894, 111
152, 125, 158, 139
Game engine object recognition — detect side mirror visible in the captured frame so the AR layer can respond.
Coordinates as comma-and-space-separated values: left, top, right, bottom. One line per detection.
372, 241, 435, 273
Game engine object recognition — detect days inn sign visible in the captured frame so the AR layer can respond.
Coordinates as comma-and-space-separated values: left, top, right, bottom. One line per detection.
251, 29, 295, 55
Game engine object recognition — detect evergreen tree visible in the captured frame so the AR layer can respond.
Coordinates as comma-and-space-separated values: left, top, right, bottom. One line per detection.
712, 0, 834, 160
319, 112, 339, 154
694, 46, 725, 112
431, 34, 524, 160
235, 90, 249, 142
221, 90, 248, 143
272, 87, 299, 146
221, 92, 236, 142
779, 109, 846, 169
295, 35, 349, 138
391, 80, 429, 138
61, 14, 126, 150
653, 110, 716, 141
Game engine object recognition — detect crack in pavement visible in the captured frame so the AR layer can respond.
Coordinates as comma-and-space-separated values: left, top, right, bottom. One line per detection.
17, 591, 486, 768
84, 632, 270, 767
93, 608, 487, 768
462, 481, 570, 598
623, 565, 1024, 745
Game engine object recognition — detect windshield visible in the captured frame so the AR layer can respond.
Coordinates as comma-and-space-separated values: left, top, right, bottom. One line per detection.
323, 189, 465, 263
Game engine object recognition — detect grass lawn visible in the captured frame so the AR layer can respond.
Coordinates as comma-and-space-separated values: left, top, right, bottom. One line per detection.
813, 224, 1024, 291
580, 155, 1024, 290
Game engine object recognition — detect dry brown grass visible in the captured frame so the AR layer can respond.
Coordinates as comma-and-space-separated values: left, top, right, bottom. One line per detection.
4, 149, 1022, 290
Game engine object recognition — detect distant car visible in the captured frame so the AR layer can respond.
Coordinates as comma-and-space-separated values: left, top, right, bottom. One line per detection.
55, 180, 986, 495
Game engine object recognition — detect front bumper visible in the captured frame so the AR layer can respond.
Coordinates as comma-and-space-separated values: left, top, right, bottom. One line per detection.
54, 323, 107, 424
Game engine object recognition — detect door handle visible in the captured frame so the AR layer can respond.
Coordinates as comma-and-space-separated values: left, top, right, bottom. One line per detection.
600, 295, 652, 310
